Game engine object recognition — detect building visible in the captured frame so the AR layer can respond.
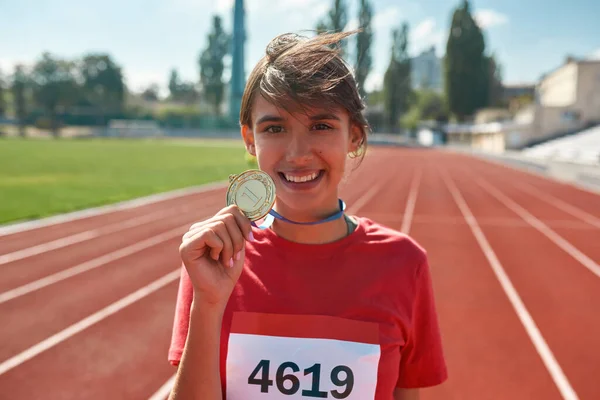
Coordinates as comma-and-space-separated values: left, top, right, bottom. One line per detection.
502, 83, 535, 105
443, 122, 510, 153
410, 46, 443, 93
506, 58, 600, 148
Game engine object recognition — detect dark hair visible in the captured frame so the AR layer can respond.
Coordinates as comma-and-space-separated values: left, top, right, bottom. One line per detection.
239, 30, 370, 159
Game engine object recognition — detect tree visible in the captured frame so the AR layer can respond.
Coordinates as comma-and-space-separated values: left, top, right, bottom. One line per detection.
401, 89, 449, 130
168, 68, 199, 104
316, 0, 349, 57
316, 20, 328, 35
169, 68, 180, 99
30, 52, 80, 137
444, 0, 488, 121
355, 0, 373, 98
0, 69, 6, 118
175, 82, 200, 105
383, 23, 412, 132
141, 84, 160, 102
11, 65, 28, 137
80, 53, 125, 124
486, 54, 504, 107
199, 15, 230, 116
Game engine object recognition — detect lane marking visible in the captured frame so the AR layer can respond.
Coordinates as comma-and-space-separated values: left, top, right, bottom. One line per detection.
0, 224, 190, 304
148, 375, 176, 400
0, 181, 227, 236
0, 206, 190, 266
512, 181, 600, 229
475, 178, 600, 279
346, 177, 387, 215
0, 269, 181, 376
400, 168, 422, 234
363, 213, 596, 230
440, 169, 580, 400
448, 147, 600, 196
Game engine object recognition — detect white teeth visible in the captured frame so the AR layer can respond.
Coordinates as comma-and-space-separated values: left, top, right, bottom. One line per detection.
284, 172, 319, 183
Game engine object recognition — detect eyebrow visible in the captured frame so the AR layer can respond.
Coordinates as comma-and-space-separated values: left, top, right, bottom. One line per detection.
255, 115, 285, 125
255, 113, 341, 125
309, 113, 341, 121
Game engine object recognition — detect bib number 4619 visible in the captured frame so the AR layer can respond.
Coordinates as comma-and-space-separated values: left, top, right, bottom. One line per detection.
248, 359, 354, 399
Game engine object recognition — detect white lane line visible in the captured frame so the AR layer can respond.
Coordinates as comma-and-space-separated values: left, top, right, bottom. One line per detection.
0, 181, 227, 236
0, 269, 181, 376
346, 177, 386, 215
148, 375, 176, 400
512, 181, 600, 229
475, 177, 600, 279
400, 168, 422, 234
365, 213, 596, 230
0, 206, 189, 266
0, 224, 189, 304
440, 169, 579, 400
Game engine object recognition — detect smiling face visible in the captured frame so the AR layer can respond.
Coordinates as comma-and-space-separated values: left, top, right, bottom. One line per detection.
237, 31, 369, 221
242, 95, 362, 220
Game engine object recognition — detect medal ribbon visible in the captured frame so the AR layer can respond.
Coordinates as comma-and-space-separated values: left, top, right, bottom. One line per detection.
251, 199, 347, 230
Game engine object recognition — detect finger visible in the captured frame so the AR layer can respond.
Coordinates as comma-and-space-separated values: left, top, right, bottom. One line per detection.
231, 240, 246, 270
180, 227, 224, 263
217, 205, 253, 241
183, 225, 210, 241
212, 221, 234, 267
219, 214, 246, 258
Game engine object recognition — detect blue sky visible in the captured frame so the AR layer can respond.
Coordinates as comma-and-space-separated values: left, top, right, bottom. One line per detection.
2, 0, 599, 96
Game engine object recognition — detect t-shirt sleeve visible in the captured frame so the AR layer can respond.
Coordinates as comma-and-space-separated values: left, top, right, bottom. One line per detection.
168, 265, 194, 367
396, 255, 448, 388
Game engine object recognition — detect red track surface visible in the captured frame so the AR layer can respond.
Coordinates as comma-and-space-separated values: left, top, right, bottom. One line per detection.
1, 147, 598, 399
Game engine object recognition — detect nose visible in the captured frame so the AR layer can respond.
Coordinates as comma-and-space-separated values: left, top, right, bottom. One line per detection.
285, 131, 313, 164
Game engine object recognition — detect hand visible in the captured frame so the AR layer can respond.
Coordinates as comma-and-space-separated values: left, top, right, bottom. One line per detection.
179, 205, 253, 310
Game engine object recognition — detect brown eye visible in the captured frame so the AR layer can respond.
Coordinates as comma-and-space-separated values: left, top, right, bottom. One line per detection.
313, 123, 332, 130
266, 125, 284, 133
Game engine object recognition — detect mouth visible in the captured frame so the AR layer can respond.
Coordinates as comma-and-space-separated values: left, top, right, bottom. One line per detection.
277, 170, 325, 190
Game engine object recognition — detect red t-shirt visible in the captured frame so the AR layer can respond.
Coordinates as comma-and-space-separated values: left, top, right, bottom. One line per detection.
168, 217, 447, 399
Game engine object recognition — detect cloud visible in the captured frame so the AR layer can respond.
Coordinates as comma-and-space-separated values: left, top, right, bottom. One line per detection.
216, 0, 235, 14
345, 18, 359, 32
410, 18, 446, 56
0, 57, 27, 75
122, 69, 167, 94
364, 71, 384, 92
373, 6, 402, 29
0, 58, 13, 74
589, 48, 600, 60
474, 9, 509, 29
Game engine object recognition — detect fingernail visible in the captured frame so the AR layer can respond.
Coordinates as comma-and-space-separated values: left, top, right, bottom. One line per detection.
235, 251, 242, 261
248, 231, 255, 242
229, 258, 234, 268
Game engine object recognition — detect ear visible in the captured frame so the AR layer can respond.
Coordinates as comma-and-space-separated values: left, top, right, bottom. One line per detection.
241, 124, 256, 156
348, 123, 363, 154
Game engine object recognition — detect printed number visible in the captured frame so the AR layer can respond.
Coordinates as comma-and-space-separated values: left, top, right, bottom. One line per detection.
277, 362, 300, 394
247, 360, 354, 398
331, 366, 354, 399
302, 363, 327, 398
248, 359, 273, 393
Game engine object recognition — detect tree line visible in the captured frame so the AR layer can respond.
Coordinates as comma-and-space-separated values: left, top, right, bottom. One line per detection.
0, 0, 503, 137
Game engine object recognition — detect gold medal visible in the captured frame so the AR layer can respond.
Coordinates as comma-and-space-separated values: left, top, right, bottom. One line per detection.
226, 170, 276, 221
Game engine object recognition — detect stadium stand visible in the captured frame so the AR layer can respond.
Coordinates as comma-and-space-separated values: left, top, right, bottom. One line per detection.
521, 124, 600, 165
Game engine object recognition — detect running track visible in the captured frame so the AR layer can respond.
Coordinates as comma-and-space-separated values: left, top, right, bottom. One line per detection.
0, 147, 599, 400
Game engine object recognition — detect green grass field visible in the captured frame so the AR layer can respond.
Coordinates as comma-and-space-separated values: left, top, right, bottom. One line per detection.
0, 137, 253, 225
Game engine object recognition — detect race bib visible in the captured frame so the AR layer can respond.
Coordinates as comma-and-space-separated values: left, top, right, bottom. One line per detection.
226, 312, 381, 399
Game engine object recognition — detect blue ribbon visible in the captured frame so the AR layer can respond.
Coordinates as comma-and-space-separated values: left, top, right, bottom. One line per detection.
251, 199, 347, 230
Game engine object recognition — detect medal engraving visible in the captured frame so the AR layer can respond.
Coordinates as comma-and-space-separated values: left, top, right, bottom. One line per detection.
226, 170, 276, 221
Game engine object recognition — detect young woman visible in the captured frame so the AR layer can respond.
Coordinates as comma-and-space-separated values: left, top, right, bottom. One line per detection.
168, 31, 447, 400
